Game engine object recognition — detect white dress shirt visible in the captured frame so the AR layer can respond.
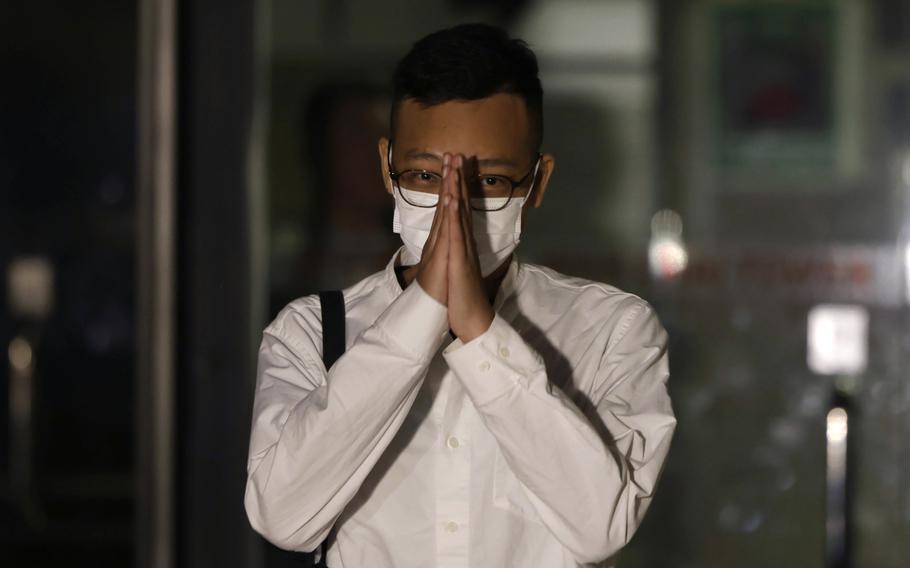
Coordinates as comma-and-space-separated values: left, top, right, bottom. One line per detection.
244, 248, 676, 568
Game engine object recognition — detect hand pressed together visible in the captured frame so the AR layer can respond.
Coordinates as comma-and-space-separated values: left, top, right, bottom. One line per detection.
414, 153, 495, 342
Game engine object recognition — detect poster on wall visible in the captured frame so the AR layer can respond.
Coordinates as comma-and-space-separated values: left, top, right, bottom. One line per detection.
713, 4, 836, 183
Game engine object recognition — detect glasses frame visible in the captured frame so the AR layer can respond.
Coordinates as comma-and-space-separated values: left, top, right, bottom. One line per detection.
387, 141, 542, 212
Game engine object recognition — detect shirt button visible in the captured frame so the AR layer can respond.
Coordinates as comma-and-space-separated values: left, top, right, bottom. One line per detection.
499, 346, 510, 358
447, 436, 460, 449
479, 360, 491, 372
445, 521, 459, 533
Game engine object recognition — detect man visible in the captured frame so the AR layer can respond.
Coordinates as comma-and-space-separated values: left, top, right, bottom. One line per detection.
245, 23, 676, 568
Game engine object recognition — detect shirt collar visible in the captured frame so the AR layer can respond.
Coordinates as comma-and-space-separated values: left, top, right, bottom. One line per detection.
382, 245, 522, 312
381, 246, 408, 300
493, 254, 520, 311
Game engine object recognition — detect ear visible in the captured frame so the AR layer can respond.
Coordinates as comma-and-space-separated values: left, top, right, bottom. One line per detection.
530, 153, 555, 208
378, 136, 393, 195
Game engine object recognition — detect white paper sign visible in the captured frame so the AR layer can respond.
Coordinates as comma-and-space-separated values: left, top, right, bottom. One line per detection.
807, 304, 869, 375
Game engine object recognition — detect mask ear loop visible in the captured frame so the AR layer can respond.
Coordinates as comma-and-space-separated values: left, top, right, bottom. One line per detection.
389, 141, 404, 233
515, 154, 543, 233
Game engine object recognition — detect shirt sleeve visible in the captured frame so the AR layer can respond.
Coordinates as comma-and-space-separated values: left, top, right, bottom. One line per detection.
442, 302, 676, 564
244, 281, 449, 552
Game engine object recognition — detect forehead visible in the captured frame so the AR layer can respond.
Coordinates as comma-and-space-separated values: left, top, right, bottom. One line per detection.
394, 92, 532, 159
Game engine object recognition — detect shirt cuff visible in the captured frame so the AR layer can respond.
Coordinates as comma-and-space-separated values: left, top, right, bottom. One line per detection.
442, 313, 544, 407
375, 279, 449, 361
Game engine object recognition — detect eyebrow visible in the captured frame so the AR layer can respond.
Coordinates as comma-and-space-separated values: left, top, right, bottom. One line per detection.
402, 149, 519, 169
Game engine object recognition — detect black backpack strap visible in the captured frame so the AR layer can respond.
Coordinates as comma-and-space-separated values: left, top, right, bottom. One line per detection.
319, 290, 346, 371
311, 290, 345, 568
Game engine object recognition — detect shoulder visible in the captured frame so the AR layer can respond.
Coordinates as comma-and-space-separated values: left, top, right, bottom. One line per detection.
518, 262, 651, 313
517, 262, 659, 348
263, 268, 389, 353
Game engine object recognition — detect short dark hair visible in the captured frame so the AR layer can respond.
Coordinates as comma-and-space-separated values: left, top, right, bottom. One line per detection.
391, 23, 544, 150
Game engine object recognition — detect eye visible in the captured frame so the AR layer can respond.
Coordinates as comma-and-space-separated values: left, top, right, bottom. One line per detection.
400, 170, 441, 188
479, 175, 509, 191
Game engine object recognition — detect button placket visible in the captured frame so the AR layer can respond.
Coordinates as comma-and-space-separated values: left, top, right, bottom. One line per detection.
436, 406, 470, 566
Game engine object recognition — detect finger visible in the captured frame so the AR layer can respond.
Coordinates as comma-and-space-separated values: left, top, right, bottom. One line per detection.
461, 156, 478, 236
443, 151, 451, 179
456, 156, 477, 260
444, 154, 458, 211
426, 154, 450, 251
423, 154, 449, 255
444, 153, 458, 203
448, 167, 467, 261
423, 195, 443, 255
458, 155, 471, 203
438, 156, 452, 248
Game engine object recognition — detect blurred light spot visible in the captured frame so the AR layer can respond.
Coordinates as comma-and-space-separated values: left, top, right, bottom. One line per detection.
719, 503, 764, 534
807, 304, 868, 375
826, 407, 848, 444
902, 151, 910, 188
649, 209, 688, 280
7, 257, 55, 319
649, 240, 688, 279
826, 405, 848, 541
650, 208, 683, 238
8, 337, 33, 372
742, 512, 764, 533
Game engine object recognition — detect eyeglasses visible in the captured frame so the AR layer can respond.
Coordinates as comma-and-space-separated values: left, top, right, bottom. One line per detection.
387, 141, 542, 212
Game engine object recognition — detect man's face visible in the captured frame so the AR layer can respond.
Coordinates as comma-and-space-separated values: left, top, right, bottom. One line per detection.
379, 92, 554, 215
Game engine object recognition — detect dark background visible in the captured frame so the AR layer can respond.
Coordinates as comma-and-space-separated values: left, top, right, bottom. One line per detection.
3, 1, 910, 567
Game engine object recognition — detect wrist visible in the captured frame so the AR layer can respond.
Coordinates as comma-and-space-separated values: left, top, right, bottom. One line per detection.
457, 308, 494, 343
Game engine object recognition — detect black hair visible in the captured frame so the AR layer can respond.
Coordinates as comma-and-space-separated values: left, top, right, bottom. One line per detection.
391, 23, 543, 150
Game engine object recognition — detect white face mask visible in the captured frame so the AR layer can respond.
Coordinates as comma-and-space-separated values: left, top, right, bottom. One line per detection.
391, 154, 541, 277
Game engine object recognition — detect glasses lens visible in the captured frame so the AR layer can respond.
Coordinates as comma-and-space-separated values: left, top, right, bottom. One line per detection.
475, 175, 513, 198
468, 175, 513, 211
398, 171, 441, 194
396, 171, 440, 208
